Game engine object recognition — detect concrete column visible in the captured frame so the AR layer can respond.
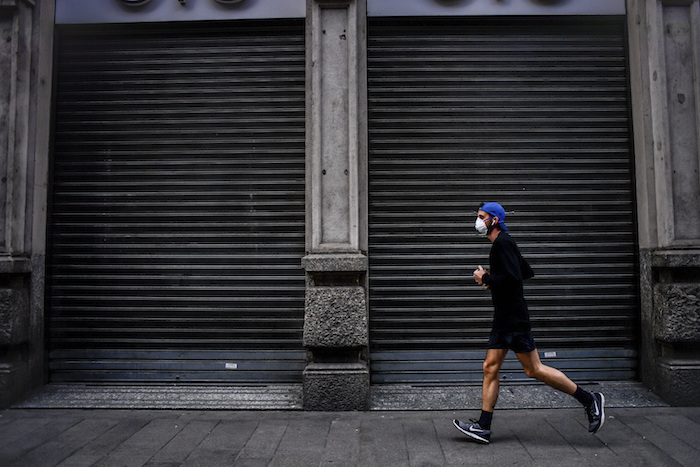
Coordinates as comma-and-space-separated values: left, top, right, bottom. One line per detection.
628, 0, 700, 405
302, 0, 369, 410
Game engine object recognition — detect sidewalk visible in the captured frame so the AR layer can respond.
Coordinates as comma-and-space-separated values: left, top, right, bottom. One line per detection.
1, 406, 699, 466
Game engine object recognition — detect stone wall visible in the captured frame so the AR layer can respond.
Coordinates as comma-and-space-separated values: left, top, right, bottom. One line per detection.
0, 0, 53, 409
628, 0, 700, 405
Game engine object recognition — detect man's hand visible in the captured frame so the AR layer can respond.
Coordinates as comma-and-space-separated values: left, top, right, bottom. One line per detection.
473, 265, 489, 288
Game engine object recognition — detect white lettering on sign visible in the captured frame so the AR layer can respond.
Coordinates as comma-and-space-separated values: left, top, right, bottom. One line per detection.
544, 352, 557, 359
225, 363, 238, 370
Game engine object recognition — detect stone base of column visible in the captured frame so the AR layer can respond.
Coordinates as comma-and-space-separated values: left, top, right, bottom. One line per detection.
0, 361, 29, 409
656, 359, 700, 406
303, 362, 369, 411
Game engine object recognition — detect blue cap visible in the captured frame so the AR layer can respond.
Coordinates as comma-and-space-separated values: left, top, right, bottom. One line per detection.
479, 202, 509, 231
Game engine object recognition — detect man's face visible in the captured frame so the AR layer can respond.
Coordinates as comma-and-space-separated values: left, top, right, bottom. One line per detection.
477, 210, 493, 223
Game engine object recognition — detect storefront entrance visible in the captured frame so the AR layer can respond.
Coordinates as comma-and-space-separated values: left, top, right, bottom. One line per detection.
47, 20, 307, 384
368, 17, 639, 384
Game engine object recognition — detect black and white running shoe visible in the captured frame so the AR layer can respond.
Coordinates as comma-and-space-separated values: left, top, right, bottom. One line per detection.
452, 419, 491, 444
585, 392, 606, 433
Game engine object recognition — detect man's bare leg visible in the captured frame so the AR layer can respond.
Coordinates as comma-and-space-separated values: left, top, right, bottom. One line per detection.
515, 349, 576, 394
452, 348, 508, 443
482, 348, 509, 411
516, 349, 606, 433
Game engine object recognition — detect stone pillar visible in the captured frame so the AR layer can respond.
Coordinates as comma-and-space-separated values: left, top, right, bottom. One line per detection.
302, 0, 369, 410
628, 0, 700, 405
0, 0, 53, 408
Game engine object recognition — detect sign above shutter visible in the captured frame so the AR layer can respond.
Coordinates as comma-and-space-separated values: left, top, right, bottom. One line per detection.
368, 0, 625, 17
56, 0, 305, 24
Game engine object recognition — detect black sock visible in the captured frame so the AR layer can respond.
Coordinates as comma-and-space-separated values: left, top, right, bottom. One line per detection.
478, 410, 493, 430
573, 386, 594, 407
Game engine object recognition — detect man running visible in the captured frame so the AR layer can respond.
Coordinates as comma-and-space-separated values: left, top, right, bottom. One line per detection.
453, 202, 605, 444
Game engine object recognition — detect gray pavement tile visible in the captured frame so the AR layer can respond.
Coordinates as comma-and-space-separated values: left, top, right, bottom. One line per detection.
270, 418, 335, 467
233, 459, 270, 467
0, 416, 55, 454
275, 417, 329, 452
0, 412, 13, 427
57, 418, 151, 467
319, 417, 361, 466
268, 449, 324, 467
8, 418, 120, 467
0, 416, 82, 464
685, 407, 700, 425
645, 413, 700, 448
181, 448, 239, 467
235, 419, 287, 460
196, 420, 257, 451
179, 420, 257, 466
357, 414, 409, 466
543, 410, 618, 465
506, 410, 580, 460
403, 418, 446, 467
148, 420, 219, 465
594, 413, 682, 466
619, 414, 699, 466
93, 418, 186, 467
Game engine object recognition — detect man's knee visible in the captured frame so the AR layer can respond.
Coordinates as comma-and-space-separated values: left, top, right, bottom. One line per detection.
523, 365, 539, 379
483, 359, 500, 377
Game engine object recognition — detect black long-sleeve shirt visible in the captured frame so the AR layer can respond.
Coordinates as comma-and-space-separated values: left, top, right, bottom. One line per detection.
481, 232, 534, 333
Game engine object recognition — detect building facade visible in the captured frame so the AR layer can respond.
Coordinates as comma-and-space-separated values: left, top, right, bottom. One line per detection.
0, 0, 699, 409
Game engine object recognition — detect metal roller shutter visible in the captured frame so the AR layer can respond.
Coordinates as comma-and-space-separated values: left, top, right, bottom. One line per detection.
368, 17, 638, 384
48, 20, 306, 384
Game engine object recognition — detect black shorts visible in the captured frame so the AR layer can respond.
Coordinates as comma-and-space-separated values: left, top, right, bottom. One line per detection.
488, 330, 536, 354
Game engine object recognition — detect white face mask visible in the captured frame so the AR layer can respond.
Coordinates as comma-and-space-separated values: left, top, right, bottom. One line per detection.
475, 217, 491, 236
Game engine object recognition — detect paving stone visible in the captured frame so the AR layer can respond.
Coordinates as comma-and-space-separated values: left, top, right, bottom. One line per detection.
645, 413, 700, 448
0, 416, 55, 455
543, 409, 616, 464
619, 413, 699, 466
235, 419, 287, 461
403, 418, 446, 467
57, 418, 150, 467
357, 414, 409, 466
683, 407, 700, 425
181, 448, 239, 467
275, 417, 329, 452
147, 420, 218, 465
9, 418, 119, 467
179, 420, 257, 467
594, 413, 680, 465
319, 417, 361, 466
1, 416, 81, 464
93, 418, 185, 467
506, 410, 580, 460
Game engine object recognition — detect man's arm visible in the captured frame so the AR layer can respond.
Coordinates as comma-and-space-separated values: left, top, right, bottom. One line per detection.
480, 241, 522, 289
